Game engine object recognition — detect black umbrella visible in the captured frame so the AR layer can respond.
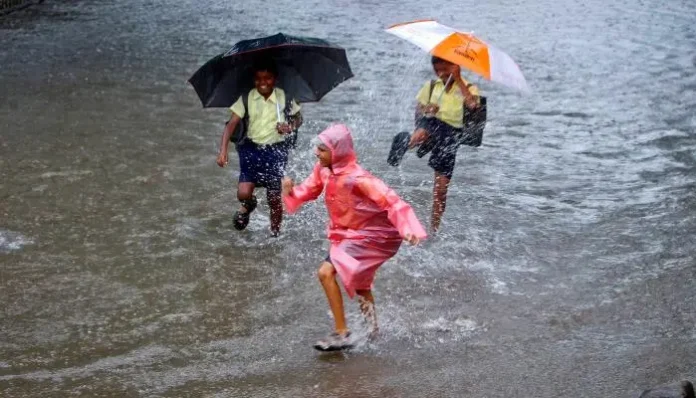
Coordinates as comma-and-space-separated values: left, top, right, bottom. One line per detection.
188, 33, 354, 107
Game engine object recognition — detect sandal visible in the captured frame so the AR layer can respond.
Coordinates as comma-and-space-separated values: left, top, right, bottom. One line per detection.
313, 331, 353, 352
387, 131, 411, 167
232, 196, 257, 231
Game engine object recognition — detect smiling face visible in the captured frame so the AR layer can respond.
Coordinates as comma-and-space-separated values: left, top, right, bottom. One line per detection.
314, 143, 332, 167
254, 70, 276, 97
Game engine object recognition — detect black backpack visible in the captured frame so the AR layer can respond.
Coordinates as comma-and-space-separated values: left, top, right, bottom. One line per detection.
424, 80, 487, 147
228, 92, 299, 148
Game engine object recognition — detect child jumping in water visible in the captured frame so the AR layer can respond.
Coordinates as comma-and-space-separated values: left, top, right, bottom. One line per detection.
388, 56, 481, 232
282, 124, 427, 351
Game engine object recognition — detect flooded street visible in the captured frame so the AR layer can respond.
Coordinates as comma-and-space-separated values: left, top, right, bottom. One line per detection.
1, 0, 695, 396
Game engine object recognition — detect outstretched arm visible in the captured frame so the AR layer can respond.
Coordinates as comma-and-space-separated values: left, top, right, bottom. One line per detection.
355, 176, 427, 243
282, 163, 326, 214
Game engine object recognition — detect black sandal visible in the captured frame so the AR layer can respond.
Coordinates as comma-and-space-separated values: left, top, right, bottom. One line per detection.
233, 196, 257, 231
387, 131, 411, 167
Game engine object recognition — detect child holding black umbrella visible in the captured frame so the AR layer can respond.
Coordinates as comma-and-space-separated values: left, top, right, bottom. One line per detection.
216, 60, 302, 236
191, 33, 353, 237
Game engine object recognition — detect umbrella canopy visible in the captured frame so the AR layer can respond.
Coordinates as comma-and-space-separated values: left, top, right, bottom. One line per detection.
189, 33, 354, 107
386, 20, 529, 92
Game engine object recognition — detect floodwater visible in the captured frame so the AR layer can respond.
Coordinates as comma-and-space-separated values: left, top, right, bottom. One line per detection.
1, 0, 695, 396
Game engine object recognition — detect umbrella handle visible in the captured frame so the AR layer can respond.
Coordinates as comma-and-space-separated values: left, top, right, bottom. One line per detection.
434, 74, 453, 105
275, 90, 283, 122
425, 74, 454, 119
276, 101, 282, 122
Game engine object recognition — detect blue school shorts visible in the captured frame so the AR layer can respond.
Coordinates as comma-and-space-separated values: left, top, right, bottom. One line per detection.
237, 140, 290, 191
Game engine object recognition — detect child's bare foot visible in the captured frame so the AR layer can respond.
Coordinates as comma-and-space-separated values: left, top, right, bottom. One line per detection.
358, 296, 378, 340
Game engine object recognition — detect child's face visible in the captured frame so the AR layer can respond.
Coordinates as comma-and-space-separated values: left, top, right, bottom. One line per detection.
254, 70, 276, 96
315, 144, 332, 167
433, 62, 459, 81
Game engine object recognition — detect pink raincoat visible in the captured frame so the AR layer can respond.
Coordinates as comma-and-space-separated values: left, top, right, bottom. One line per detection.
284, 124, 427, 297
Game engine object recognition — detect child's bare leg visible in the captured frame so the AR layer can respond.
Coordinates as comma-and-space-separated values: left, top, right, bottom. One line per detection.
266, 188, 282, 235
356, 289, 378, 337
408, 128, 429, 149
317, 261, 348, 334
431, 171, 450, 232
237, 182, 256, 212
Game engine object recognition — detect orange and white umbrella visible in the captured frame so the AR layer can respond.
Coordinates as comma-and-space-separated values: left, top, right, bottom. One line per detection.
386, 19, 529, 92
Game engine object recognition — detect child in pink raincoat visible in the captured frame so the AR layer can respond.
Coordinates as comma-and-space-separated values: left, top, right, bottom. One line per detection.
282, 124, 427, 351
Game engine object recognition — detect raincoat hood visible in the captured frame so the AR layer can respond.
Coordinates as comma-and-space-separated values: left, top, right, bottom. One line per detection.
317, 124, 357, 174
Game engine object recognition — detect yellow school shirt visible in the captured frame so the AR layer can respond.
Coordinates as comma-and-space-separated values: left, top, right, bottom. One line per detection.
416, 78, 480, 129
230, 88, 301, 145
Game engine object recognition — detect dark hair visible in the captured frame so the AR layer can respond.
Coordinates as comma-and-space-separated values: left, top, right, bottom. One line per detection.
431, 56, 453, 66
253, 59, 278, 76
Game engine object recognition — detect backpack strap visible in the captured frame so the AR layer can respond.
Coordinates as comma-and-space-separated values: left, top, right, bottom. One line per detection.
228, 91, 250, 146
